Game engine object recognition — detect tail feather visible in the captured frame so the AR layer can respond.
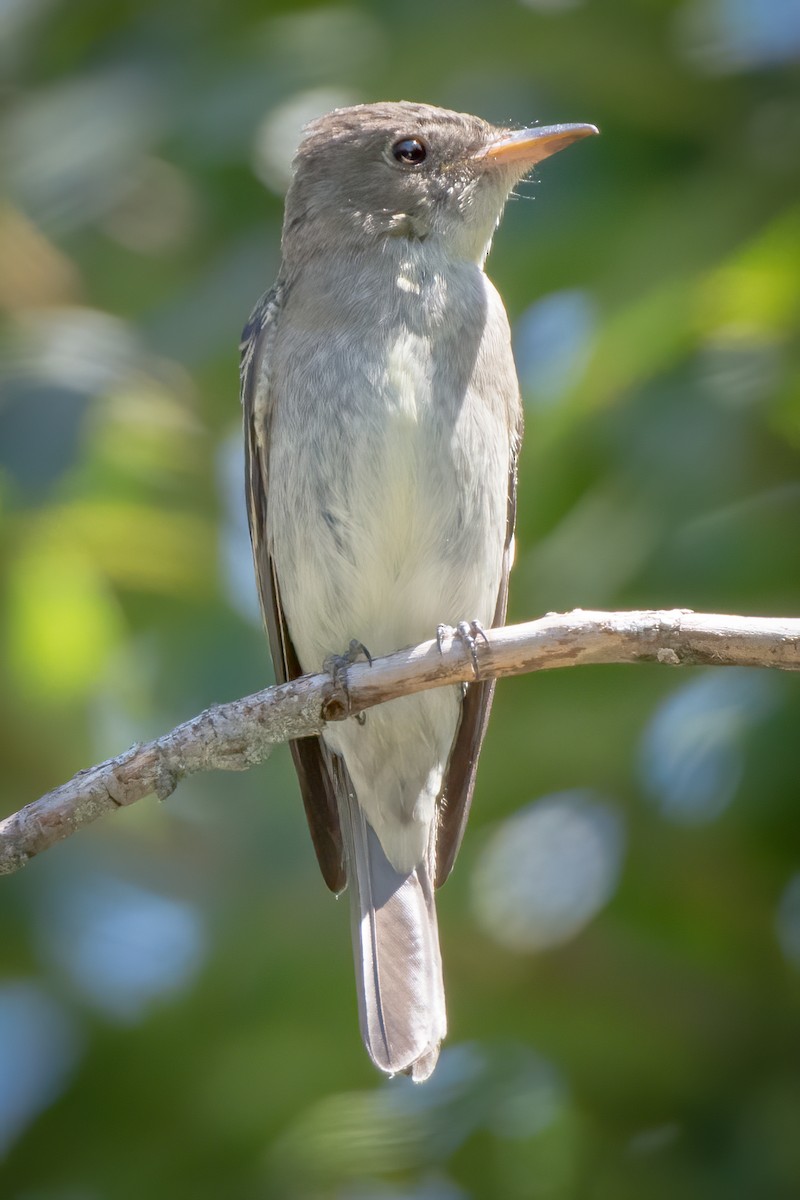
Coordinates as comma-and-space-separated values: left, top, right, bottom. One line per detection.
339, 791, 446, 1081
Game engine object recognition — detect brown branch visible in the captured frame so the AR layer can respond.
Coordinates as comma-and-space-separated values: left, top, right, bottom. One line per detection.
2, 608, 798, 876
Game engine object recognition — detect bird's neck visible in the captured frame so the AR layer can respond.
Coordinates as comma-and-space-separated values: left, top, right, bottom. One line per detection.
283, 236, 488, 332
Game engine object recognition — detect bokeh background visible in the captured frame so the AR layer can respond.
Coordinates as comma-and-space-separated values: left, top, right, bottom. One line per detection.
1, 0, 799, 1196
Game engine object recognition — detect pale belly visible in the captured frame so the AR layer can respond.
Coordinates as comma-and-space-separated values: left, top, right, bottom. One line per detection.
266, 323, 512, 871
272, 368, 508, 668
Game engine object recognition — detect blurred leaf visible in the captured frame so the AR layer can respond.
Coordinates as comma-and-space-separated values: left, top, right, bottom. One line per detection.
5, 535, 124, 701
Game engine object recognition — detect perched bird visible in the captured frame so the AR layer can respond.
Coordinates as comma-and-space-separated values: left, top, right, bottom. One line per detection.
241, 101, 597, 1081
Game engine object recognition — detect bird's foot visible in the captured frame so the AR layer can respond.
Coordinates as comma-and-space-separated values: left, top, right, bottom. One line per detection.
323, 639, 373, 724
436, 620, 488, 680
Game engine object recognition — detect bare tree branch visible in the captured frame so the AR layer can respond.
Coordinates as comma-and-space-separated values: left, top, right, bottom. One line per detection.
2, 608, 798, 877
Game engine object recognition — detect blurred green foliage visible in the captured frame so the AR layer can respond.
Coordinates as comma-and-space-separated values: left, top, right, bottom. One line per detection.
1, 0, 799, 1196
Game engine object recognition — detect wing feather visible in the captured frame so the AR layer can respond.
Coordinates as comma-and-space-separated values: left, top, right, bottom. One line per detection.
241, 288, 346, 893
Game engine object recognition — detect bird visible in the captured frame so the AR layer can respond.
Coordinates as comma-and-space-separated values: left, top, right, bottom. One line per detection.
241, 101, 597, 1081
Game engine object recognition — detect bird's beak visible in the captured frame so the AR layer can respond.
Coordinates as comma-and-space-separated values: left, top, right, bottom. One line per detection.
478, 122, 599, 168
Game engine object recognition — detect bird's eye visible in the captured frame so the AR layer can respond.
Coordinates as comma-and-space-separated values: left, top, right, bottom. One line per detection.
392, 137, 427, 166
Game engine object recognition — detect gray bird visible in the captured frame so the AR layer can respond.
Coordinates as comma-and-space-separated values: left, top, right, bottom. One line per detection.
241, 101, 597, 1081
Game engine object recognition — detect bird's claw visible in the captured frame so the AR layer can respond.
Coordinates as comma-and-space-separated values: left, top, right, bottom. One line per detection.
323, 639, 373, 723
437, 620, 488, 680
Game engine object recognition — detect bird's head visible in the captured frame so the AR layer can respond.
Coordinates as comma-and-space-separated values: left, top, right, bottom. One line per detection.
281, 101, 597, 266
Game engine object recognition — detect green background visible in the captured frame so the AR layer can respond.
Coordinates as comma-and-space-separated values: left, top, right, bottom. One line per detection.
1, 0, 799, 1196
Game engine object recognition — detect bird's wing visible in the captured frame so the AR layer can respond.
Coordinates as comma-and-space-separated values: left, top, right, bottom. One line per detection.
434, 410, 522, 889
241, 287, 346, 893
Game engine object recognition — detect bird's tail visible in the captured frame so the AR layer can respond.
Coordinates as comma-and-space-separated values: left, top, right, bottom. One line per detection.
339, 790, 446, 1082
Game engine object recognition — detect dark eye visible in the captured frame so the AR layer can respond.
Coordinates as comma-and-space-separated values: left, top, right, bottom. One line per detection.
392, 137, 427, 165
